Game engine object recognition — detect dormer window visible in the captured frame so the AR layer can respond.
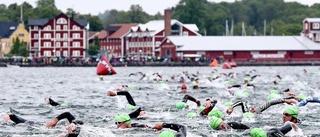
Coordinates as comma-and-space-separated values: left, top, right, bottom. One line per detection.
73, 25, 80, 30
57, 18, 67, 24
313, 23, 319, 29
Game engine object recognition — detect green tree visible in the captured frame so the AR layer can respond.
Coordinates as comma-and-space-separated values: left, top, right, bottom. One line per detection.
87, 44, 99, 56
93, 36, 100, 49
127, 5, 149, 23
36, 0, 56, 9
78, 14, 104, 31
10, 37, 28, 56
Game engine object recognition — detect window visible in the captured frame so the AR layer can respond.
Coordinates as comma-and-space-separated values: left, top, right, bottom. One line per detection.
166, 49, 171, 56
156, 41, 161, 46
56, 42, 60, 47
44, 26, 51, 30
305, 23, 308, 29
19, 33, 24, 37
56, 25, 60, 30
57, 18, 67, 24
73, 25, 80, 30
44, 42, 51, 47
56, 33, 61, 38
63, 33, 67, 38
72, 50, 80, 56
63, 51, 68, 56
73, 42, 80, 47
183, 31, 189, 36
63, 42, 68, 47
224, 51, 233, 55
34, 34, 39, 38
1, 42, 5, 51
56, 51, 60, 56
44, 51, 51, 56
305, 51, 314, 55
313, 23, 320, 29
34, 42, 39, 47
73, 33, 80, 38
34, 26, 38, 30
63, 25, 68, 30
44, 33, 51, 38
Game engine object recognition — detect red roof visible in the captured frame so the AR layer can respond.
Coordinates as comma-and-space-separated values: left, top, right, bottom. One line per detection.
98, 30, 107, 39
108, 23, 138, 38
89, 31, 99, 40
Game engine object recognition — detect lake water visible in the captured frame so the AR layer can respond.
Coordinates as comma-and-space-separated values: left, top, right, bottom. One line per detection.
1, 66, 320, 137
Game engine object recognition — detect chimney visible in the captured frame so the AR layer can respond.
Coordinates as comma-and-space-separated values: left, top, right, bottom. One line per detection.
164, 8, 171, 37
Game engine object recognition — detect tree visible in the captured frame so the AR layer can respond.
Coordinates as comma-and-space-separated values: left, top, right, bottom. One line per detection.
93, 36, 100, 49
87, 44, 99, 56
78, 14, 104, 31
36, 0, 57, 9
127, 5, 149, 23
10, 37, 28, 56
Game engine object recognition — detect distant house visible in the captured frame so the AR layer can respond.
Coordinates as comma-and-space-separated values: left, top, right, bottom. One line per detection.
159, 36, 320, 60
28, 13, 89, 58
125, 9, 201, 58
302, 18, 320, 42
100, 23, 138, 57
0, 22, 30, 57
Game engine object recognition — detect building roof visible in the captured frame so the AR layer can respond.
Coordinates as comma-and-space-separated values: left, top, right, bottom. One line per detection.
106, 26, 121, 31
303, 18, 320, 23
98, 30, 107, 39
132, 19, 201, 36
89, 31, 100, 40
28, 16, 87, 27
0, 22, 19, 38
108, 23, 138, 38
164, 36, 320, 51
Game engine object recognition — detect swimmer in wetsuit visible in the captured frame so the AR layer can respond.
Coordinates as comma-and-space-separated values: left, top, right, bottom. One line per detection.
199, 98, 217, 116
153, 122, 187, 137
209, 117, 250, 130
175, 94, 201, 109
3, 113, 36, 125
46, 112, 84, 137
107, 91, 137, 106
283, 88, 320, 107
114, 108, 149, 129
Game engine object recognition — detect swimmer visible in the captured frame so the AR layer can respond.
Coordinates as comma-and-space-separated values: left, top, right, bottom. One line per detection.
114, 111, 148, 129
209, 117, 250, 130
46, 112, 84, 137
153, 122, 187, 137
45, 97, 68, 107
283, 88, 320, 107
199, 98, 217, 116
181, 84, 187, 93
176, 95, 201, 110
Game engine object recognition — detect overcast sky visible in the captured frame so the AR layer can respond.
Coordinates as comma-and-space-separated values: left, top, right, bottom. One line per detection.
1, 0, 319, 15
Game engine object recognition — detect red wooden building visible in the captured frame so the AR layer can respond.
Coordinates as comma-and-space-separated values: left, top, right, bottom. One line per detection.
99, 24, 138, 57
124, 9, 201, 58
302, 18, 320, 42
28, 13, 89, 58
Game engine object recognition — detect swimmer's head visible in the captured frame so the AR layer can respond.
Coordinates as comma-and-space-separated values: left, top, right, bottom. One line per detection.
3, 114, 10, 122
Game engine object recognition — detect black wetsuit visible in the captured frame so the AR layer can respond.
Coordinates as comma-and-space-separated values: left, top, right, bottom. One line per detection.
181, 94, 201, 106
117, 91, 136, 106
56, 112, 83, 137
48, 98, 60, 106
226, 122, 250, 129
163, 123, 187, 137
8, 113, 28, 124
200, 99, 217, 116
231, 98, 292, 114
267, 122, 296, 137
125, 107, 149, 128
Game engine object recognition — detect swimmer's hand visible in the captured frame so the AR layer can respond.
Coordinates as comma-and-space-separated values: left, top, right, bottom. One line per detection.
226, 107, 234, 115
139, 111, 146, 116
227, 85, 233, 89
107, 91, 117, 96
66, 123, 76, 133
152, 122, 163, 131
46, 118, 58, 128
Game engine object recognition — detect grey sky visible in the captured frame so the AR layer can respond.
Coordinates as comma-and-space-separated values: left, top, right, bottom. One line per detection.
1, 0, 319, 15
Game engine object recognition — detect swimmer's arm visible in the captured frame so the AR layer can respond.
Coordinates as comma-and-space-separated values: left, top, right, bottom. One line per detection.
227, 122, 250, 129
131, 123, 149, 128
116, 91, 136, 106
9, 114, 27, 124
255, 98, 289, 113
47, 112, 75, 128
163, 123, 187, 137
128, 107, 142, 119
227, 101, 247, 114
183, 95, 201, 106
49, 98, 60, 106
268, 122, 293, 136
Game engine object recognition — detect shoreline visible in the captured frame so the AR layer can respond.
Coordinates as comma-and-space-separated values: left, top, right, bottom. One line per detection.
1, 62, 320, 67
